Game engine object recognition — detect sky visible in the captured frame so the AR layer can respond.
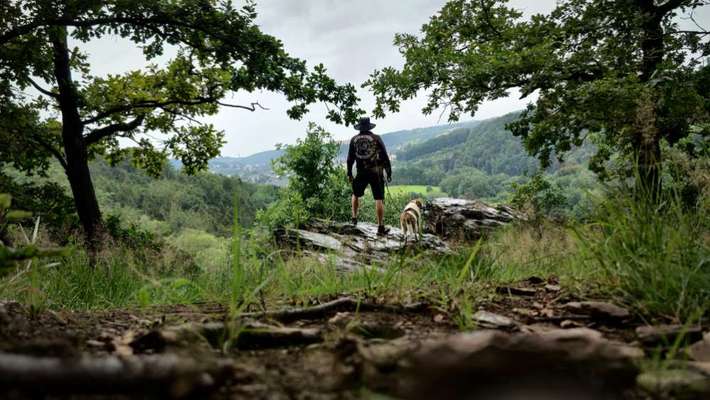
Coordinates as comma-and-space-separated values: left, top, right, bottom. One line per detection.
75, 0, 709, 157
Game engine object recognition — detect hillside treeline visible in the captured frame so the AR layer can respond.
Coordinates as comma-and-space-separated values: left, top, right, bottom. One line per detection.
392, 113, 599, 213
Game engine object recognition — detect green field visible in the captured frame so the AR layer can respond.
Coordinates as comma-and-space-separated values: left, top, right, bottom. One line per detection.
387, 185, 448, 197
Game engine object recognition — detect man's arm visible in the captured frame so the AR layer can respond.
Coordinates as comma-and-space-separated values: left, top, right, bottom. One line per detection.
376, 135, 392, 178
346, 137, 355, 178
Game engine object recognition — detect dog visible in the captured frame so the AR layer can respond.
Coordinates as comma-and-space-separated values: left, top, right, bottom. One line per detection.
400, 198, 424, 241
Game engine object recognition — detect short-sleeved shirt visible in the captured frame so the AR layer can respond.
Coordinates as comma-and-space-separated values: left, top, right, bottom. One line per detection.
346, 131, 392, 178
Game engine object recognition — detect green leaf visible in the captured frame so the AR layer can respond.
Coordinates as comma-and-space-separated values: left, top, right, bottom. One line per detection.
0, 194, 11, 210
6, 210, 32, 221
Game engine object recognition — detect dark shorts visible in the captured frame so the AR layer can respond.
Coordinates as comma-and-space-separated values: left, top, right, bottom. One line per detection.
352, 169, 385, 200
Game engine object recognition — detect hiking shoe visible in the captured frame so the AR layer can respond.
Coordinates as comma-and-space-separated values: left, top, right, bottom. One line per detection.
351, 217, 358, 226
377, 225, 390, 236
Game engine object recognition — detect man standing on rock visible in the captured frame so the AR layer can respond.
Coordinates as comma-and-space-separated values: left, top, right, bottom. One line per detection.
347, 117, 392, 236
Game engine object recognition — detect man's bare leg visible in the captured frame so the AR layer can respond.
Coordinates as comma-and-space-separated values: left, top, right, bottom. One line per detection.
352, 195, 359, 220
375, 199, 384, 226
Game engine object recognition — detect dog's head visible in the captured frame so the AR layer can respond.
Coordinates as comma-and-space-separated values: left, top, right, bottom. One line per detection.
413, 198, 424, 209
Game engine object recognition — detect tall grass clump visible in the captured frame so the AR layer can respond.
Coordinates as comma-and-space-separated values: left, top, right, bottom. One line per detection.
479, 221, 586, 284
0, 248, 146, 310
576, 187, 709, 320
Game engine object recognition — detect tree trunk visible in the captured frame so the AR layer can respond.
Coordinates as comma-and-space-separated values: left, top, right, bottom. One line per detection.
636, 134, 662, 197
636, 4, 665, 197
50, 28, 103, 252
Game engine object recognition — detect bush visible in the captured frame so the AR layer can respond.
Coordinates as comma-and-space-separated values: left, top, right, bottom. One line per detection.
0, 172, 78, 239
168, 228, 228, 273
663, 134, 710, 211
510, 173, 567, 219
261, 124, 354, 229
255, 188, 311, 230
272, 123, 341, 215
105, 214, 162, 251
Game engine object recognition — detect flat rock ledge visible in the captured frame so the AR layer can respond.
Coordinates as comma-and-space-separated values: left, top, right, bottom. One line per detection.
276, 219, 451, 270
424, 197, 523, 241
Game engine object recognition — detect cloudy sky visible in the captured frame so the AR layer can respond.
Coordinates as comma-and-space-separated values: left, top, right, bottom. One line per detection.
217, 0, 557, 156
77, 0, 708, 157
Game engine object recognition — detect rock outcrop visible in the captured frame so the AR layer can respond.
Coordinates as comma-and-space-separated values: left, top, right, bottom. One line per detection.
424, 197, 522, 241
276, 219, 450, 271
274, 197, 521, 270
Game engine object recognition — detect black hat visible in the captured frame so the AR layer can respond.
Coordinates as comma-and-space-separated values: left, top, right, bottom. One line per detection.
354, 117, 376, 131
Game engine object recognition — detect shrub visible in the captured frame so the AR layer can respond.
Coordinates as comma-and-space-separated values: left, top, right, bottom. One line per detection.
262, 124, 353, 228
510, 173, 567, 219
255, 188, 311, 230
104, 214, 162, 251
0, 193, 67, 275
273, 123, 341, 215
0, 172, 78, 239
169, 228, 228, 273
663, 134, 710, 211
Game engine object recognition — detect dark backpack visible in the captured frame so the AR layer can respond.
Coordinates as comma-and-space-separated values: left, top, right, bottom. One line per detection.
352, 134, 380, 169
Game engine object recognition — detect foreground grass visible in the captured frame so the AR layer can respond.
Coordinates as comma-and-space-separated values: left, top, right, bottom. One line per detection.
0, 226, 583, 325
0, 243, 478, 315
1, 190, 707, 324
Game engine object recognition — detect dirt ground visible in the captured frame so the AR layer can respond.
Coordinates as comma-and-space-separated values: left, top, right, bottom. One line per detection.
0, 278, 688, 399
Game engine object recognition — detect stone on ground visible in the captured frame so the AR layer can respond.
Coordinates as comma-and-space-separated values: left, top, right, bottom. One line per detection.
472, 310, 517, 330
637, 368, 710, 398
400, 328, 643, 399
563, 301, 630, 321
635, 324, 703, 346
688, 332, 710, 362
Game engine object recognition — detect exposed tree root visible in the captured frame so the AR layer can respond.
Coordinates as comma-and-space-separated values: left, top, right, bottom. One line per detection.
238, 297, 429, 323
0, 352, 233, 398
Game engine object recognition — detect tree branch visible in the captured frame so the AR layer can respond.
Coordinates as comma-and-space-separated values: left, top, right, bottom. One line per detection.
669, 30, 710, 35
0, 352, 233, 397
479, 0, 504, 38
26, 77, 58, 99
1, 15, 214, 45
655, 0, 692, 14
82, 98, 216, 125
237, 296, 428, 323
31, 135, 67, 170
159, 107, 204, 125
83, 99, 268, 125
83, 115, 145, 145
216, 101, 269, 111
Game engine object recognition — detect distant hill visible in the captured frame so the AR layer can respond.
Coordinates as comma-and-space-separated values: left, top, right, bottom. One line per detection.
395, 111, 539, 179
170, 112, 593, 197
154, 110, 598, 213
172, 119, 482, 185
226, 149, 284, 166
391, 111, 597, 206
